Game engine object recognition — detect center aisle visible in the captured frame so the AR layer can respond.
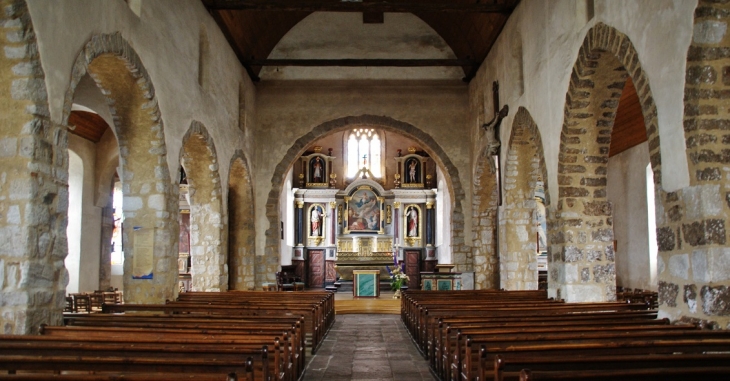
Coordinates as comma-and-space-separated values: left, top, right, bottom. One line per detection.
302, 314, 435, 381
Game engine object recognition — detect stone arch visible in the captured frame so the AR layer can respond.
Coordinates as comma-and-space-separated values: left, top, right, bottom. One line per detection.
180, 121, 225, 291
501, 107, 550, 291
554, 22, 661, 302
472, 147, 499, 289
61, 32, 177, 304
228, 150, 256, 290
0, 0, 67, 334
263, 115, 467, 286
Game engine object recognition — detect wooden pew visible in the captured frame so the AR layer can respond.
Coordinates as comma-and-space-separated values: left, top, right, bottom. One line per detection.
0, 336, 263, 381
58, 315, 305, 379
466, 334, 730, 381
0, 374, 238, 381
519, 366, 730, 380
496, 353, 730, 381
39, 325, 296, 381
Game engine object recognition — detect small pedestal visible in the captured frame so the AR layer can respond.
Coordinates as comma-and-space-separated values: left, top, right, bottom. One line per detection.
353, 270, 380, 298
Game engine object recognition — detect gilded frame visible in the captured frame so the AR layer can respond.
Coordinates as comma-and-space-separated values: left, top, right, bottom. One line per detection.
344, 186, 384, 234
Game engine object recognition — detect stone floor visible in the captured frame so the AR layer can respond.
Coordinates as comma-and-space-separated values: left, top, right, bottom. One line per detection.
302, 314, 435, 381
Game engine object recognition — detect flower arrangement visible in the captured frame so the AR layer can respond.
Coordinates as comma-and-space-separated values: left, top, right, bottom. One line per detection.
387, 262, 409, 291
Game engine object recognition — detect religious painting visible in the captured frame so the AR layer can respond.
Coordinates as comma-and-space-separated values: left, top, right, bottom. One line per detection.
308, 204, 325, 238
344, 186, 384, 234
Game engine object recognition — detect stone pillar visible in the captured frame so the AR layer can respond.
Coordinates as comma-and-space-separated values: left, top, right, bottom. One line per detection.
426, 201, 434, 246
0, 0, 68, 334
295, 200, 304, 246
98, 203, 114, 290
656, 0, 730, 327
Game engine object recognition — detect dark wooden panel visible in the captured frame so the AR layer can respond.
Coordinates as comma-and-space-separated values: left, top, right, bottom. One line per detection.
68, 110, 109, 143
307, 249, 325, 288
404, 250, 421, 290
326, 260, 336, 284
609, 77, 647, 157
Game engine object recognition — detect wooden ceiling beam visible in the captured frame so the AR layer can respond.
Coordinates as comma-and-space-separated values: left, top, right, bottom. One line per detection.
202, 0, 517, 13
245, 58, 478, 67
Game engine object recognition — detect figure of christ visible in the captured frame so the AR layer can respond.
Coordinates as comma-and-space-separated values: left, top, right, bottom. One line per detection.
311, 207, 322, 236
408, 159, 417, 183
312, 157, 323, 182
407, 207, 418, 237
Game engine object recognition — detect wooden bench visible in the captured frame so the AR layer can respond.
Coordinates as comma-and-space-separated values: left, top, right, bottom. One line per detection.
0, 336, 262, 381
496, 353, 730, 381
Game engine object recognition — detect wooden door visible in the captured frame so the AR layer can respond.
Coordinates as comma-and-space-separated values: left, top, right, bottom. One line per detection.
404, 250, 421, 290
307, 249, 325, 288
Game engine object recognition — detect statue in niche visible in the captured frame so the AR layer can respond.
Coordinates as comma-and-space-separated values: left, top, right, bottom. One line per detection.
310, 205, 323, 236
311, 156, 324, 183
407, 206, 419, 237
407, 158, 419, 183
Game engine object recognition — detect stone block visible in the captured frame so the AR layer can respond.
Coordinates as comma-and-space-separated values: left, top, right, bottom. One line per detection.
657, 227, 675, 251
564, 263, 579, 283
669, 253, 690, 280
683, 184, 722, 220
693, 20, 727, 44
658, 281, 679, 307
562, 284, 603, 302
123, 196, 144, 211
147, 194, 165, 211
0, 138, 17, 157
701, 285, 730, 316
684, 284, 698, 313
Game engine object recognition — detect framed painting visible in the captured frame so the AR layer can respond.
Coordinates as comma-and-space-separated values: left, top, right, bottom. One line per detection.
344, 186, 384, 234
403, 204, 421, 246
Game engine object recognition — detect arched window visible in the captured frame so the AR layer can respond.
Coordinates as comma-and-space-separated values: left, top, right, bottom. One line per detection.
346, 128, 382, 179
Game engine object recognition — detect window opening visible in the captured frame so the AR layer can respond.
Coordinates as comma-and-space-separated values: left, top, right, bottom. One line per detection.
346, 128, 381, 179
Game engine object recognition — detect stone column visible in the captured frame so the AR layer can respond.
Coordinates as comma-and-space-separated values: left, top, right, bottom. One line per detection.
98, 203, 114, 290
656, 0, 730, 327
426, 201, 435, 246
295, 200, 304, 247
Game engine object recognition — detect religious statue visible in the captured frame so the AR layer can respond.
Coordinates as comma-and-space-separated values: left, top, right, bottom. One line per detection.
311, 206, 322, 236
407, 206, 418, 237
312, 156, 323, 183
408, 159, 417, 183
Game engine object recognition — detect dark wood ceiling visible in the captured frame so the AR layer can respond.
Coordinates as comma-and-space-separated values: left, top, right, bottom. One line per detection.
203, 0, 521, 82
68, 110, 109, 143
609, 77, 647, 157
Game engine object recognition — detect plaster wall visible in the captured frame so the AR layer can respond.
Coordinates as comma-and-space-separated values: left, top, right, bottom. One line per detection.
67, 134, 102, 294
254, 81, 470, 263
607, 142, 655, 291
27, 0, 251, 194
471, 0, 695, 202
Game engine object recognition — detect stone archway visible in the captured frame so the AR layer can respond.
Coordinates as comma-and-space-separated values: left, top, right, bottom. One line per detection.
61, 32, 177, 304
472, 147, 500, 290
554, 23, 662, 302
263, 115, 467, 286
180, 121, 225, 292
0, 0, 66, 333
228, 150, 256, 290
501, 107, 550, 291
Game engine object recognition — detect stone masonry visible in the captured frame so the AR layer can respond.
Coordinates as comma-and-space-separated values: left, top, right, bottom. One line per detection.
501, 107, 548, 291
0, 0, 68, 334
228, 150, 256, 291
657, 0, 730, 328
472, 147, 499, 289
553, 23, 662, 302
181, 121, 226, 292
62, 33, 178, 304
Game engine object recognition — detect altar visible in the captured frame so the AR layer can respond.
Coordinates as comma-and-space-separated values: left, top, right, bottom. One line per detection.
287, 144, 441, 290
